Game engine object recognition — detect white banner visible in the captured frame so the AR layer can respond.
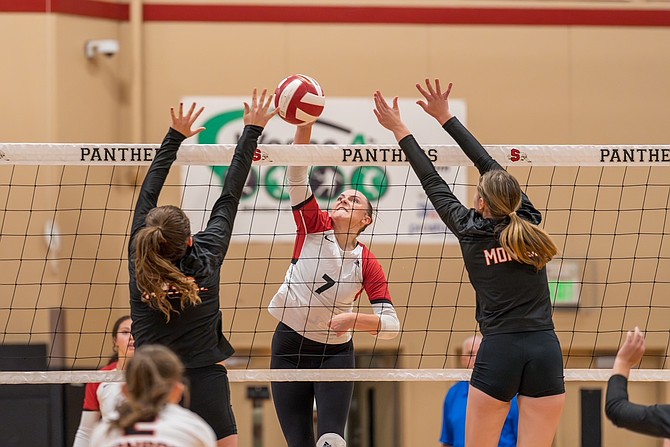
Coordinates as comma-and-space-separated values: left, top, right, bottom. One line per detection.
181, 96, 469, 244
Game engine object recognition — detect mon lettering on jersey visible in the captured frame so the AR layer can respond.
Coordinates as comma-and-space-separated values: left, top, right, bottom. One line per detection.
269, 195, 393, 344
484, 247, 513, 266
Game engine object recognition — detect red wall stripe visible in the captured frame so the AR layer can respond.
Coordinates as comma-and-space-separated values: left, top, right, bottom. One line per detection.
52, 0, 129, 20
1, 1, 669, 27
0, 0, 46, 12
143, 4, 670, 27
0, 0, 128, 20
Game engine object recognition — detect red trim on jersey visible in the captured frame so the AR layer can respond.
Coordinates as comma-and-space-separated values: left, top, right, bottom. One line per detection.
82, 361, 117, 411
291, 196, 333, 262
359, 245, 392, 303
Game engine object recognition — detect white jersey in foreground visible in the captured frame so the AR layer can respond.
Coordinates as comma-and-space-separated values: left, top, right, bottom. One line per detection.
89, 403, 216, 447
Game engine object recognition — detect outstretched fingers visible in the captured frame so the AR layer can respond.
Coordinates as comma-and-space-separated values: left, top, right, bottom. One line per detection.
251, 88, 258, 108
260, 88, 277, 115
425, 78, 437, 96
438, 80, 453, 99
169, 102, 206, 137
243, 87, 278, 127
373, 90, 393, 112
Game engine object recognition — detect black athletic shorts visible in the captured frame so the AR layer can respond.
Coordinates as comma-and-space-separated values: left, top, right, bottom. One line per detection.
271, 321, 355, 368
184, 363, 237, 440
470, 330, 565, 402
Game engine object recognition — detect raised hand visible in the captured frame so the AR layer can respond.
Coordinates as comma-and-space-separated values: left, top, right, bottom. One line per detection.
244, 88, 279, 128
373, 90, 411, 141
415, 78, 454, 125
170, 102, 205, 138
613, 326, 646, 377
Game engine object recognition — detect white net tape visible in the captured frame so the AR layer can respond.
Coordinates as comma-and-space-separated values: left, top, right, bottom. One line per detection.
2, 369, 669, 384
0, 143, 668, 166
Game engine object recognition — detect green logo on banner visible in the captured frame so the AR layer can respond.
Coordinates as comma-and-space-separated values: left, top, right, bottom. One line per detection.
197, 109, 260, 199
198, 110, 244, 145
265, 166, 289, 201
350, 166, 388, 201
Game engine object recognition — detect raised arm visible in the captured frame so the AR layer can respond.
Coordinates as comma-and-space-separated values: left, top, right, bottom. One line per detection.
373, 90, 469, 238
416, 79, 501, 175
606, 328, 670, 438
285, 122, 332, 237
606, 375, 670, 438
417, 79, 541, 223
130, 103, 205, 240
196, 89, 278, 264
286, 123, 313, 206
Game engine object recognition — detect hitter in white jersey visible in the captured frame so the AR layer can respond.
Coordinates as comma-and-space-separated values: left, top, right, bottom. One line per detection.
268, 122, 400, 447
90, 345, 216, 447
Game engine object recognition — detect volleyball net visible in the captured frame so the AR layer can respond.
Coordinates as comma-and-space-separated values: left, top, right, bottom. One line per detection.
0, 142, 668, 383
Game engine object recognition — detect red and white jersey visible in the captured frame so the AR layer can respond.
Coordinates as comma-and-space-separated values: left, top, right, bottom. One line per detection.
89, 403, 217, 447
82, 362, 124, 422
269, 195, 395, 344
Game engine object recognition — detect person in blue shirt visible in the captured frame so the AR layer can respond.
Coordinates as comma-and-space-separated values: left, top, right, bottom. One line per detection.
440, 335, 519, 447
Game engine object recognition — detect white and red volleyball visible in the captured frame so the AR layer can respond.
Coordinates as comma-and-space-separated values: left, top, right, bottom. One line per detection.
274, 74, 325, 125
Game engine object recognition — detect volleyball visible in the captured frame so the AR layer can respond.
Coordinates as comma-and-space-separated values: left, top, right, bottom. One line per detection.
274, 74, 325, 125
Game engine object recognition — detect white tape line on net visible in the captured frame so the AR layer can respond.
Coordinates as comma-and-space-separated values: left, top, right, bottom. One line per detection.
0, 144, 669, 166
1, 369, 668, 384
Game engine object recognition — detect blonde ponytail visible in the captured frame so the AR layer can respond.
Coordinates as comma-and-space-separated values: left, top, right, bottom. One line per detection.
478, 170, 558, 270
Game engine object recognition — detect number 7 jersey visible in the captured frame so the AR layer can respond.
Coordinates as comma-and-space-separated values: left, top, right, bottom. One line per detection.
269, 195, 396, 344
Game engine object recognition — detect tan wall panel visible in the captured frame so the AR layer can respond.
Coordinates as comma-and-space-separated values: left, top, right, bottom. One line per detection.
427, 26, 573, 144
0, 15, 51, 142
53, 16, 123, 143
571, 27, 670, 144
142, 22, 290, 142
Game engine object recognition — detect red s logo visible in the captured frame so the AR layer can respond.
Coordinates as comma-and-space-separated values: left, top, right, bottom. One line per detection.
252, 149, 262, 162
510, 148, 521, 162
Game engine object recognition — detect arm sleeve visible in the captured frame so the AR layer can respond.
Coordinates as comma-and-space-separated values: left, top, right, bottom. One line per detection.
72, 410, 101, 447
194, 125, 263, 265
287, 165, 312, 206
443, 116, 502, 175
605, 374, 670, 438
398, 134, 469, 238
443, 116, 542, 225
130, 127, 186, 240
360, 247, 399, 339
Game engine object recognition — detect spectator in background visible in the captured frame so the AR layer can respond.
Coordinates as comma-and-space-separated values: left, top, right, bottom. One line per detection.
73, 315, 134, 447
440, 335, 519, 447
